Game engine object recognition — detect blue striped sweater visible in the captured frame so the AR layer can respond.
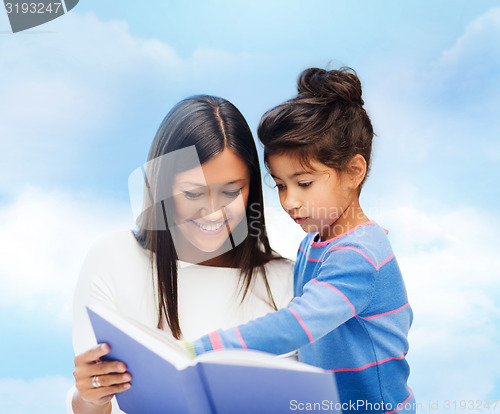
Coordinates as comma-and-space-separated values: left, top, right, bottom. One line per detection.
191, 221, 415, 413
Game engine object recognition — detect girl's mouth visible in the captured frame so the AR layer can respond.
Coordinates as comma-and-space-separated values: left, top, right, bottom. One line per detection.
292, 217, 308, 225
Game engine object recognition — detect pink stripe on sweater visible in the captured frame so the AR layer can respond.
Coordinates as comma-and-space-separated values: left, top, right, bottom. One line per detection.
377, 253, 395, 269
209, 331, 223, 351
311, 279, 356, 317
326, 245, 378, 269
325, 246, 394, 271
234, 326, 247, 349
358, 303, 409, 320
329, 351, 408, 373
288, 308, 313, 343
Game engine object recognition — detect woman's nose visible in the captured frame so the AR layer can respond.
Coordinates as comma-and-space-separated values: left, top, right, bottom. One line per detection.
199, 189, 226, 219
202, 208, 225, 222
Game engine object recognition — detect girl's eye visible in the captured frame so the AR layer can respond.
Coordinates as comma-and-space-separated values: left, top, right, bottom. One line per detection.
183, 191, 204, 199
298, 182, 312, 188
222, 189, 242, 197
274, 183, 286, 190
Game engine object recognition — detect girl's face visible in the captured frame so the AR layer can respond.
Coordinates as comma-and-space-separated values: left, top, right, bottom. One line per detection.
268, 153, 360, 241
171, 148, 250, 255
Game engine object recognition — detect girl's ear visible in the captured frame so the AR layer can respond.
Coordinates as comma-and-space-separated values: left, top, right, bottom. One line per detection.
347, 154, 367, 188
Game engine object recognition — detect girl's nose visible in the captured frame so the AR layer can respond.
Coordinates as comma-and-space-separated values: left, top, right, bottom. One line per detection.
282, 191, 301, 212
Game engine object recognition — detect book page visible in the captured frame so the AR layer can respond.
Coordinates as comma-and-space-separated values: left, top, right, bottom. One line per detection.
87, 304, 193, 369
195, 349, 323, 373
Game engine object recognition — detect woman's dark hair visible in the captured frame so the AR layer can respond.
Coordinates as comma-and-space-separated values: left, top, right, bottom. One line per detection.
258, 67, 374, 191
135, 95, 281, 338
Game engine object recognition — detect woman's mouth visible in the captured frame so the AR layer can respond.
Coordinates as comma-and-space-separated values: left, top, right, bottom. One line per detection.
191, 219, 229, 234
292, 217, 308, 225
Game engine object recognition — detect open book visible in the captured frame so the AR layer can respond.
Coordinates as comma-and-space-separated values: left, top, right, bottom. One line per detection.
87, 304, 341, 414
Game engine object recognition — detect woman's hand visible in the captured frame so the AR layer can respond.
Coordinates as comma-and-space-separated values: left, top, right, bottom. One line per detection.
72, 343, 132, 411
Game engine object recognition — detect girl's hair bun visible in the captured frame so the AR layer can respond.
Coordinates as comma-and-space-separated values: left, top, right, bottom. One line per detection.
297, 67, 364, 106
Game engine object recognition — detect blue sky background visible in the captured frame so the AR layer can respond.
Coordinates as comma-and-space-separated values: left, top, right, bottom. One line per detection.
0, 1, 499, 412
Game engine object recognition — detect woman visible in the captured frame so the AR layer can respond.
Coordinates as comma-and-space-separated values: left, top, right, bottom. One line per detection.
67, 95, 294, 414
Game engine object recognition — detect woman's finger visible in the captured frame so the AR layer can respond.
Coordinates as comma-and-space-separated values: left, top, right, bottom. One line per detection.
74, 343, 110, 365
89, 360, 128, 376
80, 382, 131, 403
80, 382, 131, 402
74, 359, 128, 389
73, 343, 134, 407
89, 372, 132, 389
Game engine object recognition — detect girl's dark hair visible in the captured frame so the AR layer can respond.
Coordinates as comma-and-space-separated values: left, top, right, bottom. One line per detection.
135, 95, 281, 338
258, 67, 374, 190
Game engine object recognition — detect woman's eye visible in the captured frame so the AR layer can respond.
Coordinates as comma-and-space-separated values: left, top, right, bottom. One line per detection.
222, 189, 242, 197
183, 191, 204, 199
298, 182, 312, 188
274, 183, 286, 190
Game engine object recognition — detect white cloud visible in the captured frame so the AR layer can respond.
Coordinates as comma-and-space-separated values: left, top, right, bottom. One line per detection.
0, 376, 73, 414
0, 187, 132, 319
374, 203, 500, 404
360, 7, 500, 214
438, 7, 500, 78
0, 11, 268, 192
425, 5, 500, 144
0, 13, 180, 189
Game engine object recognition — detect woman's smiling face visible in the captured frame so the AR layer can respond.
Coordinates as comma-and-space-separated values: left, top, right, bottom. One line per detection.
171, 148, 250, 254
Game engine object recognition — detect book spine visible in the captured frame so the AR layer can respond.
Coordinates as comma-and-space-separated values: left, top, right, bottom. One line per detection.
193, 364, 218, 414
183, 365, 214, 414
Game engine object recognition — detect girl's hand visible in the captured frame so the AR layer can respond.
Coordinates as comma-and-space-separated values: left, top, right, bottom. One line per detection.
73, 343, 132, 407
178, 340, 197, 358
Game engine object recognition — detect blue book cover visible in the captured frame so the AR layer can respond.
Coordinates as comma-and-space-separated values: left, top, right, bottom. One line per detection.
87, 305, 341, 414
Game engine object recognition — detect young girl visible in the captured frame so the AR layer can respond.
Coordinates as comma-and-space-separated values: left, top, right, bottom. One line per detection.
185, 69, 415, 413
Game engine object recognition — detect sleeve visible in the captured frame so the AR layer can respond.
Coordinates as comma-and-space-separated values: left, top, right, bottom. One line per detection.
190, 247, 376, 356
72, 239, 118, 355
67, 239, 126, 414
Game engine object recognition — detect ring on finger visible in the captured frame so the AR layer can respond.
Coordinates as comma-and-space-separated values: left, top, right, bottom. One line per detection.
92, 375, 102, 388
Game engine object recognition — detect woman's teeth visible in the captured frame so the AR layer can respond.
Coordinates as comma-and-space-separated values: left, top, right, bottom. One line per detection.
193, 220, 226, 231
